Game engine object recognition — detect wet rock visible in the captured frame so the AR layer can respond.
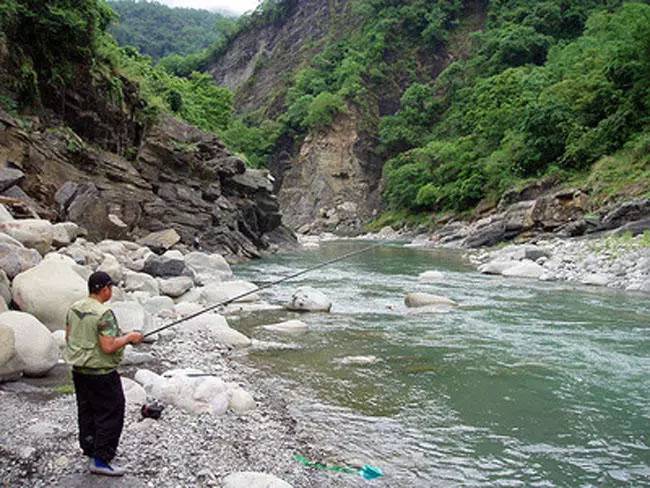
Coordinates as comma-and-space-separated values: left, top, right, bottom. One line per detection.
286, 287, 331, 312
478, 260, 516, 275
404, 293, 457, 308
0, 311, 58, 376
262, 320, 308, 334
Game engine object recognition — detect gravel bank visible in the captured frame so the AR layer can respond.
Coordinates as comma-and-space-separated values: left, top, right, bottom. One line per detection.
0, 328, 352, 487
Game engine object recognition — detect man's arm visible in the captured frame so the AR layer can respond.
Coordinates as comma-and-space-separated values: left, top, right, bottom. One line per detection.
98, 332, 143, 354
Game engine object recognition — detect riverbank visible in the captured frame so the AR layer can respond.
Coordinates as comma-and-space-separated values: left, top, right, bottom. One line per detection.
0, 221, 350, 487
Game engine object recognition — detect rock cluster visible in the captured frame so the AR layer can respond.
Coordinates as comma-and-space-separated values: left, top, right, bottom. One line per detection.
470, 239, 650, 292
0, 109, 296, 261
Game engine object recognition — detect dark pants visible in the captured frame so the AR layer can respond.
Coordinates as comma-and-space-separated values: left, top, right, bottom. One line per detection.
72, 370, 125, 463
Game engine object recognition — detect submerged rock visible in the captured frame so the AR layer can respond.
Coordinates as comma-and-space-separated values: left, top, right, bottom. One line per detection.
262, 319, 308, 334
404, 293, 457, 308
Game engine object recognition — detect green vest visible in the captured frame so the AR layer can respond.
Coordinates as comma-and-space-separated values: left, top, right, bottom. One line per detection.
64, 297, 124, 374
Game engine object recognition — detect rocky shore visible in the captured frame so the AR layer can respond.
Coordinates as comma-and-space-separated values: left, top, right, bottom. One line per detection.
0, 212, 347, 487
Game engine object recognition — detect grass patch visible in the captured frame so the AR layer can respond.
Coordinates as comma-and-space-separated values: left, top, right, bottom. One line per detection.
590, 230, 650, 256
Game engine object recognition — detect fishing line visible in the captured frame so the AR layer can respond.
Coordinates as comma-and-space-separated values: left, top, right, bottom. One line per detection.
143, 242, 384, 338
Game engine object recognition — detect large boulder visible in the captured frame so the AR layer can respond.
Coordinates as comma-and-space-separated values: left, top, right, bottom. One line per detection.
0, 219, 54, 255
404, 293, 457, 308
286, 287, 332, 312
184, 251, 233, 285
201, 281, 259, 304
222, 472, 292, 488
51, 222, 84, 248
478, 260, 517, 275
0, 242, 41, 279
0, 311, 58, 376
501, 260, 545, 279
12, 259, 87, 331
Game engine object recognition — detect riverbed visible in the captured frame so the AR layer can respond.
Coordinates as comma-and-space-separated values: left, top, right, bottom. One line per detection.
232, 240, 650, 487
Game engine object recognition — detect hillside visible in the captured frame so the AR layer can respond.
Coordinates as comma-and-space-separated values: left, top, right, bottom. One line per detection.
0, 0, 291, 259
107, 0, 236, 60
203, 0, 650, 235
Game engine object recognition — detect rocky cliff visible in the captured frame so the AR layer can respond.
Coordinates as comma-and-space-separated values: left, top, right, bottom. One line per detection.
0, 108, 293, 260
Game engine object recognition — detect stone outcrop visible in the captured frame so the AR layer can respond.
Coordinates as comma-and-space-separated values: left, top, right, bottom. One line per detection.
0, 109, 294, 261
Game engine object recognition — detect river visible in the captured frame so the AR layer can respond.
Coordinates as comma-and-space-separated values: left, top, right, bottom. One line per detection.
231, 240, 650, 487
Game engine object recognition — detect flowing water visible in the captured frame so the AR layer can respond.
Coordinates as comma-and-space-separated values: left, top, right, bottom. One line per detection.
232, 241, 650, 487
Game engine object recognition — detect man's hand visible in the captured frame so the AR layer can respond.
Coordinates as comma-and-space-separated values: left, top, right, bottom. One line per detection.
129, 331, 144, 345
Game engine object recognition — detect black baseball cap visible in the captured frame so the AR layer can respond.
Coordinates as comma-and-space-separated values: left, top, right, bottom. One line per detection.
88, 271, 114, 293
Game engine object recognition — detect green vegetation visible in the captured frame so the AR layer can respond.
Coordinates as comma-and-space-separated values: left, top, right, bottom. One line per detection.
381, 2, 650, 216
107, 0, 236, 60
0, 0, 237, 158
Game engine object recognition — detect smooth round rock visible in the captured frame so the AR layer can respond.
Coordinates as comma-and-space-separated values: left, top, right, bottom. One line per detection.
0, 311, 58, 376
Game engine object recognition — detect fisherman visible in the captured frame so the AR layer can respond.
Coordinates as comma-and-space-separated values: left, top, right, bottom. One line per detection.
64, 271, 144, 476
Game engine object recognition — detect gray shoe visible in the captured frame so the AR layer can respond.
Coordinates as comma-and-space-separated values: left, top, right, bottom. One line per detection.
89, 457, 126, 476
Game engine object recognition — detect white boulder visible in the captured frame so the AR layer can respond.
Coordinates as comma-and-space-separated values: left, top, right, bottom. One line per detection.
0, 219, 53, 255
404, 293, 457, 308
0, 311, 58, 376
12, 259, 87, 331
478, 260, 516, 275
222, 472, 291, 488
185, 251, 233, 285
262, 320, 308, 334
0, 322, 16, 366
124, 271, 160, 296
580, 273, 610, 287
501, 260, 545, 279
286, 287, 331, 312
158, 276, 194, 298
201, 281, 259, 304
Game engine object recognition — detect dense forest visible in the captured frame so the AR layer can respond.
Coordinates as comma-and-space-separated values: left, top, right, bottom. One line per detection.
107, 0, 236, 60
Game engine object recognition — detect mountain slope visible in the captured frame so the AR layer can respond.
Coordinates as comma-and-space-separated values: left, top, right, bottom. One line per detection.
204, 0, 650, 235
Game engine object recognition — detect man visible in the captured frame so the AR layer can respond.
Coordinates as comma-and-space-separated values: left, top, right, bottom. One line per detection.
65, 271, 144, 476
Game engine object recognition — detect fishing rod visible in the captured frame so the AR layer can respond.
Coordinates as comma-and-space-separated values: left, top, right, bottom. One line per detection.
143, 242, 384, 338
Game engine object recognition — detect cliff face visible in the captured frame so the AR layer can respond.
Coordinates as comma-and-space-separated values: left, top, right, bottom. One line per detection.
209, 0, 354, 116
0, 108, 291, 260
207, 0, 485, 233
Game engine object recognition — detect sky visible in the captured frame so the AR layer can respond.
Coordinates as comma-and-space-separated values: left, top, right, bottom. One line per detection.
156, 0, 261, 15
